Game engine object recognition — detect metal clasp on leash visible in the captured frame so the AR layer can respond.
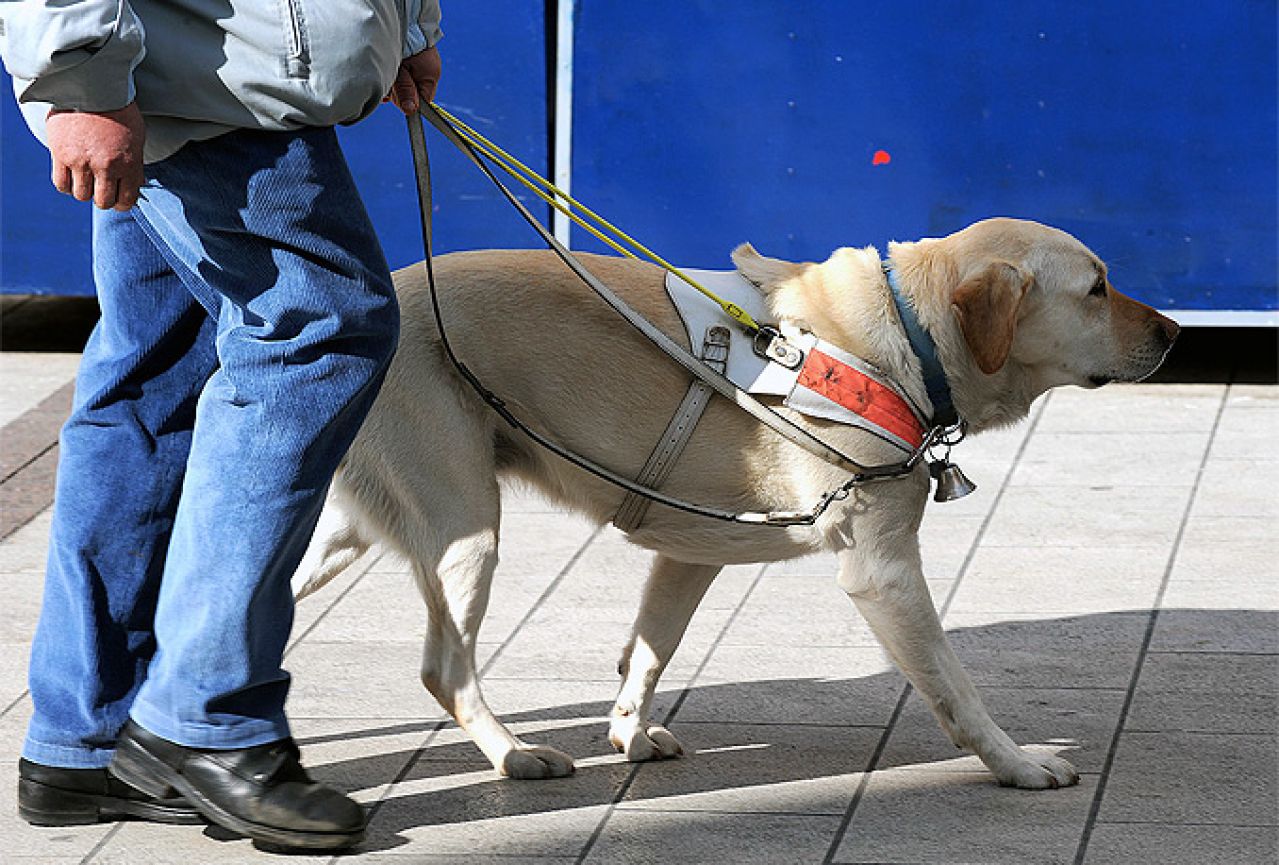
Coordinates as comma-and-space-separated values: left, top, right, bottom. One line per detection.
752, 325, 804, 370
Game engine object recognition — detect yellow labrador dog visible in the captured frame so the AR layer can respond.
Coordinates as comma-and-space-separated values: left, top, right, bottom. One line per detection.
295, 218, 1177, 789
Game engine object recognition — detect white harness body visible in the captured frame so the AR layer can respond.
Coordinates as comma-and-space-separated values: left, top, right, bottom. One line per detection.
663, 269, 926, 453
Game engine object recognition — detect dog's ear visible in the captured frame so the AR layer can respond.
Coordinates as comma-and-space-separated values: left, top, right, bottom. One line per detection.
951, 260, 1032, 375
732, 243, 804, 290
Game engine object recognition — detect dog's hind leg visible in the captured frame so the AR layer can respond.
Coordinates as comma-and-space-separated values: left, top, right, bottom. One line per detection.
411, 489, 576, 781
609, 556, 721, 761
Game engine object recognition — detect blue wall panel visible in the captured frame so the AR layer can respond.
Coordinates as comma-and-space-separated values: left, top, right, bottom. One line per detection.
1, 91, 93, 295
571, 1, 1277, 312
0, 0, 546, 295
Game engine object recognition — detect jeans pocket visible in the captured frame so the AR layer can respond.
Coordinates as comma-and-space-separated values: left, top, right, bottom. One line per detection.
280, 0, 310, 78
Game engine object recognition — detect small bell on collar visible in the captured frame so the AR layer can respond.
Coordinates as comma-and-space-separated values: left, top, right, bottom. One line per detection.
929, 458, 977, 502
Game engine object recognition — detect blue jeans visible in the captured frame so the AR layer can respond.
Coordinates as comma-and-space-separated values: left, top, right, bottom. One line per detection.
23, 127, 399, 768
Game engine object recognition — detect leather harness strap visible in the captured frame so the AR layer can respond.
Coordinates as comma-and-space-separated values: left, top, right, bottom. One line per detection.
613, 325, 731, 532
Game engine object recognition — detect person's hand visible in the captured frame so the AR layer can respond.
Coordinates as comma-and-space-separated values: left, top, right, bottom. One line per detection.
387, 47, 442, 115
46, 103, 146, 211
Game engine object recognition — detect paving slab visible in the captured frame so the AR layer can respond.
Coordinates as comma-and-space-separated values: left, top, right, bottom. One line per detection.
830, 767, 1097, 864
584, 810, 844, 865
1081, 823, 1279, 865
0, 347, 1274, 865
1097, 730, 1278, 826
618, 722, 881, 815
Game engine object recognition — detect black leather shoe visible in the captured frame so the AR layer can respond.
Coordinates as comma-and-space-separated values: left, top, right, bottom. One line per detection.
110, 720, 365, 850
18, 757, 203, 826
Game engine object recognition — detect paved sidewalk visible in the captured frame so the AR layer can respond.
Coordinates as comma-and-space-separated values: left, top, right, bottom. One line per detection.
1, 337, 1276, 863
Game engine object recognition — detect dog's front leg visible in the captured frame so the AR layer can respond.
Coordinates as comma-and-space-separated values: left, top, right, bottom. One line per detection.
838, 543, 1078, 789
609, 556, 721, 761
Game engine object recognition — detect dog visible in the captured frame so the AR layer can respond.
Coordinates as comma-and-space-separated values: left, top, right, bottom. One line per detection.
294, 217, 1178, 788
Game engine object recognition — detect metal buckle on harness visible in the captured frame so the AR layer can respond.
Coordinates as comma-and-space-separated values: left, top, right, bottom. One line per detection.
753, 325, 804, 370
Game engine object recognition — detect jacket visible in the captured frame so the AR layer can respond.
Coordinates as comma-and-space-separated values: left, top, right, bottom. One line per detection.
0, 0, 443, 162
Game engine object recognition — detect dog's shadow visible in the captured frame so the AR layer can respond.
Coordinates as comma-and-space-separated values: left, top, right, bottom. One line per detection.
293, 608, 1272, 855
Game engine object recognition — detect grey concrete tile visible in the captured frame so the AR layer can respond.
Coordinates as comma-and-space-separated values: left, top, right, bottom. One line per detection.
0, 509, 53, 573
718, 575, 882, 648
0, 697, 32, 763
364, 758, 624, 858
1189, 458, 1279, 518
411, 715, 624, 770
677, 646, 904, 728
0, 642, 31, 709
1082, 822, 1279, 865
0, 352, 80, 427
1123, 650, 1279, 738
297, 566, 427, 645
493, 512, 600, 582
941, 612, 1151, 689
980, 486, 1188, 549
585, 810, 843, 865
1008, 432, 1210, 488
1036, 384, 1224, 433
1179, 513, 1274, 545
831, 767, 1096, 864
946, 545, 1166, 615
359, 857, 579, 864
94, 822, 335, 864
1150, 605, 1278, 653
288, 549, 387, 648
918, 514, 986, 581
290, 716, 437, 799
284, 641, 447, 720
697, 562, 766, 611
619, 722, 879, 815
1209, 401, 1279, 460
1167, 539, 1279, 582
481, 617, 682, 682
1097, 730, 1277, 825
472, 679, 683, 733
879, 686, 1125, 775
0, 572, 42, 644
1126, 652, 1278, 735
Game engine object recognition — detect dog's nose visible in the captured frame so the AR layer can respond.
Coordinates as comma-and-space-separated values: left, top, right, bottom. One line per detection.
1155, 314, 1181, 345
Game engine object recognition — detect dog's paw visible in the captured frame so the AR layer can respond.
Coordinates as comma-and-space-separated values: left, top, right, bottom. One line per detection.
610, 723, 684, 762
995, 752, 1079, 790
500, 745, 576, 780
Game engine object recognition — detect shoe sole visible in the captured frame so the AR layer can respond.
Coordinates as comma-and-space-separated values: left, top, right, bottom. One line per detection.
112, 737, 365, 851
18, 778, 205, 826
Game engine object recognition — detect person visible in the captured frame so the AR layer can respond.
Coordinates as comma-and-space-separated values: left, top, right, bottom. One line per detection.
0, 0, 442, 851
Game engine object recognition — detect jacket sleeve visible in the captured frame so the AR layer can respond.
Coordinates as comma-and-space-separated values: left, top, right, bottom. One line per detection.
403, 0, 442, 58
0, 0, 145, 112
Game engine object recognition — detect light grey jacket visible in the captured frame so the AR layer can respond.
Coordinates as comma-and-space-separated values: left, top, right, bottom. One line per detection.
0, 0, 442, 162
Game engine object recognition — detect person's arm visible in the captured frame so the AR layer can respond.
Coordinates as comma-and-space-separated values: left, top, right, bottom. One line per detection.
1, 0, 144, 112
402, 0, 443, 61
387, 1, 442, 115
0, 0, 146, 210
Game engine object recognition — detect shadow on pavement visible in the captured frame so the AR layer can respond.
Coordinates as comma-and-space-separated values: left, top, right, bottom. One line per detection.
278, 608, 1276, 855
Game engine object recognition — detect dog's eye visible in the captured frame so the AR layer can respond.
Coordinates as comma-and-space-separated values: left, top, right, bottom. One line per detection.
1088, 280, 1107, 298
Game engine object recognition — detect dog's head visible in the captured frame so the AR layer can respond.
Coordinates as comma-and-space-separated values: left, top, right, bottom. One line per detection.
927, 218, 1179, 392
736, 218, 1180, 431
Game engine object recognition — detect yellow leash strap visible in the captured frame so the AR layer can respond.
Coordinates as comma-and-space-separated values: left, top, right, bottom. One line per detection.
432, 104, 764, 336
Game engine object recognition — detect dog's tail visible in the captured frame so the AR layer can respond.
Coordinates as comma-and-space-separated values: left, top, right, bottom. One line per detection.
292, 494, 373, 601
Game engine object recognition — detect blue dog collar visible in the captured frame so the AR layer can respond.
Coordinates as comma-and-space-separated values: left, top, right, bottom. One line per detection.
885, 264, 959, 428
